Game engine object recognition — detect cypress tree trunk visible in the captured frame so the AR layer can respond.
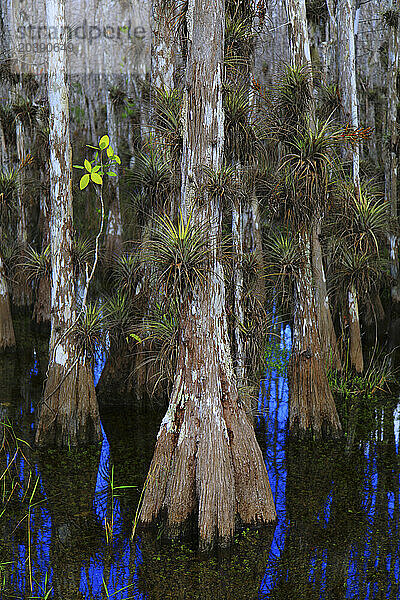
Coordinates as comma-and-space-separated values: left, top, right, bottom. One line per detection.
385, 5, 400, 303
0, 251, 15, 350
285, 0, 312, 67
289, 230, 341, 434
285, 0, 342, 427
232, 201, 246, 388
35, 0, 101, 448
348, 283, 363, 373
311, 224, 341, 370
337, 0, 363, 370
139, 0, 276, 549
33, 168, 51, 324
104, 84, 123, 260
13, 116, 33, 307
151, 0, 177, 90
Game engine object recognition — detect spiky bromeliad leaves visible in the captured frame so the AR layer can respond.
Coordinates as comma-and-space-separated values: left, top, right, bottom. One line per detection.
329, 179, 389, 254
128, 148, 175, 208
224, 10, 255, 73
224, 86, 262, 163
103, 292, 137, 348
111, 251, 139, 298
23, 245, 51, 283
203, 163, 240, 205
138, 300, 180, 393
264, 228, 303, 308
72, 237, 94, 278
279, 119, 347, 221
71, 302, 105, 360
152, 86, 183, 159
142, 212, 211, 299
273, 64, 313, 133
0, 168, 19, 221
330, 245, 387, 303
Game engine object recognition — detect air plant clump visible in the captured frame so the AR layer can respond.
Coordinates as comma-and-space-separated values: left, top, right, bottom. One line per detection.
203, 164, 240, 205
111, 251, 139, 298
71, 302, 105, 358
108, 85, 128, 109
225, 10, 255, 73
382, 8, 399, 28
152, 86, 183, 158
128, 148, 175, 207
142, 212, 211, 298
0, 103, 16, 145
12, 95, 38, 127
264, 228, 303, 307
139, 300, 180, 391
72, 237, 94, 277
0, 169, 19, 220
330, 245, 387, 303
23, 245, 51, 283
224, 86, 260, 162
318, 83, 342, 121
103, 292, 137, 347
329, 179, 388, 253
273, 64, 313, 132
279, 119, 343, 220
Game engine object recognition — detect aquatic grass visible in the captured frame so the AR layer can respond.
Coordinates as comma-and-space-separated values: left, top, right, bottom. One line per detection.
28, 571, 53, 599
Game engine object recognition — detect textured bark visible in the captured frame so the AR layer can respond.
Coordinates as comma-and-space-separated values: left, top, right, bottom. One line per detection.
104, 78, 123, 260
0, 252, 15, 350
288, 231, 341, 435
232, 202, 246, 387
285, 0, 312, 68
337, 0, 364, 369
13, 117, 33, 307
311, 224, 341, 370
151, 0, 178, 90
139, 0, 276, 549
385, 8, 400, 303
337, 0, 360, 184
33, 172, 51, 324
36, 0, 101, 448
348, 283, 363, 373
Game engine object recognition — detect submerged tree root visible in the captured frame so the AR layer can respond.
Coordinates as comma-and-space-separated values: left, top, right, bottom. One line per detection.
36, 361, 102, 448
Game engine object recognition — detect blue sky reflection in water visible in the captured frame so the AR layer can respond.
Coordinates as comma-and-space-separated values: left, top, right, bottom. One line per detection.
2, 321, 400, 599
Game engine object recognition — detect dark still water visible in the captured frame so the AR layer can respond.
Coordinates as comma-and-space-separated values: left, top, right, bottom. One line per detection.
0, 318, 399, 599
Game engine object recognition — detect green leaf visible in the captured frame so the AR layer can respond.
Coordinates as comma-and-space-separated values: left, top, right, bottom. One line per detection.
84, 159, 92, 172
106, 146, 114, 158
86, 144, 100, 150
99, 135, 110, 150
92, 165, 101, 172
129, 333, 142, 343
114, 155, 121, 165
91, 172, 103, 185
106, 171, 117, 176
80, 174, 90, 189
73, 165, 84, 169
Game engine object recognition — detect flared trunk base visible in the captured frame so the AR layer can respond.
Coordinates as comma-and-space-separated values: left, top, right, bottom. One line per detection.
0, 295, 16, 350
36, 361, 102, 448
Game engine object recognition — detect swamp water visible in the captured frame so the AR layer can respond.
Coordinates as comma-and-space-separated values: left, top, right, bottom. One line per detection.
0, 317, 399, 599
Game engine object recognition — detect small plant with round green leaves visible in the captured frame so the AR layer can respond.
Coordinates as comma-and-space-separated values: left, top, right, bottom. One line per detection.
73, 134, 121, 190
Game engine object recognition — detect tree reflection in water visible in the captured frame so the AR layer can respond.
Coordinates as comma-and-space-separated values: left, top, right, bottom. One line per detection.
0, 321, 399, 598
